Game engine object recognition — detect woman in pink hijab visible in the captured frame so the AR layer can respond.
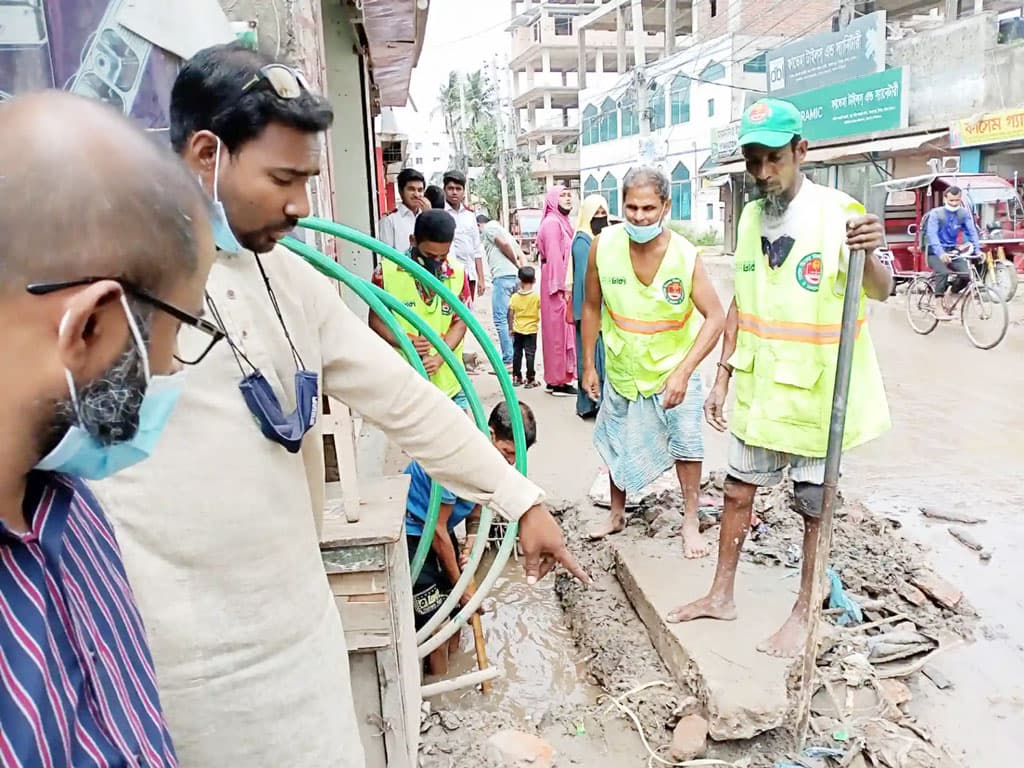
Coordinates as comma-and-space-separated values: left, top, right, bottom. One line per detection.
536, 185, 577, 394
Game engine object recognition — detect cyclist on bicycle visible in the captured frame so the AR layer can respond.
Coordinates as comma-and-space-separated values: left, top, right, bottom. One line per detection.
925, 186, 981, 319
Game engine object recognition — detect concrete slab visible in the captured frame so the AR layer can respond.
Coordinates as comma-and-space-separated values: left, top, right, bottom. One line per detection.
615, 539, 799, 740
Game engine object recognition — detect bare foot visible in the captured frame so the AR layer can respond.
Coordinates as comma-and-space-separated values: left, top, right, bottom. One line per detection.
757, 608, 808, 658
666, 594, 737, 623
681, 516, 711, 559
589, 511, 625, 540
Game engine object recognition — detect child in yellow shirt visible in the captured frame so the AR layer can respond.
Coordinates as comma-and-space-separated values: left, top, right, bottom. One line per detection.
508, 266, 541, 387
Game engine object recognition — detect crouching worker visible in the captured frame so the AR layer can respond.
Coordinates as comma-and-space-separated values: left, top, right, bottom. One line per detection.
405, 401, 537, 675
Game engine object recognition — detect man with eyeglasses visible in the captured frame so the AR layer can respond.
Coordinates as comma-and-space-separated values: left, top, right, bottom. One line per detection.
0, 91, 216, 767
90, 43, 588, 768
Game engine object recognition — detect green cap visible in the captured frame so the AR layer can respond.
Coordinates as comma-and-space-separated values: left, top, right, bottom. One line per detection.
738, 98, 803, 148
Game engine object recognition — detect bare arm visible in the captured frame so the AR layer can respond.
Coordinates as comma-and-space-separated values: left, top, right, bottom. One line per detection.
430, 502, 463, 588
581, 237, 602, 372
847, 214, 892, 302
676, 258, 725, 377
862, 251, 894, 302
444, 316, 468, 351
368, 311, 399, 347
716, 298, 739, 386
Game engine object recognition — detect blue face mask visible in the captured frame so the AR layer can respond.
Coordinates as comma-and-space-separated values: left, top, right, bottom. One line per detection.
208, 136, 244, 253
239, 370, 319, 454
624, 219, 664, 244
35, 296, 186, 480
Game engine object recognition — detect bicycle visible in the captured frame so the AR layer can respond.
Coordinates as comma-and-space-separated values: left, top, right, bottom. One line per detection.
905, 251, 1009, 350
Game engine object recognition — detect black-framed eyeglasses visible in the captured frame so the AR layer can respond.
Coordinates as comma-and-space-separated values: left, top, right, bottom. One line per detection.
26, 277, 226, 366
241, 64, 310, 100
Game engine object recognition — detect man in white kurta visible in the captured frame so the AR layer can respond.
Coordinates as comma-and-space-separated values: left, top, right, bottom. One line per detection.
90, 44, 583, 768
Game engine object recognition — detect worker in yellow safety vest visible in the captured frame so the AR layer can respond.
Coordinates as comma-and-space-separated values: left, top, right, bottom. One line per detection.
667, 99, 893, 659
582, 166, 725, 559
369, 209, 470, 411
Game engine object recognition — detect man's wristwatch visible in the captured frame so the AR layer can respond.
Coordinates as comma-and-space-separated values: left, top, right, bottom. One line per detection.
716, 361, 734, 378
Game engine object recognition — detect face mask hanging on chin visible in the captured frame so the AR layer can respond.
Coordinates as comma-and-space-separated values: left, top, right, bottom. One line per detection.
207, 136, 244, 254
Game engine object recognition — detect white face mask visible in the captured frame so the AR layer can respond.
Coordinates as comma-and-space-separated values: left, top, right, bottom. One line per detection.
202, 136, 244, 253
945, 202, 961, 212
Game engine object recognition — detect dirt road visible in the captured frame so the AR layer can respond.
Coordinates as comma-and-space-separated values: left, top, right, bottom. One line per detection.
418, 273, 1023, 763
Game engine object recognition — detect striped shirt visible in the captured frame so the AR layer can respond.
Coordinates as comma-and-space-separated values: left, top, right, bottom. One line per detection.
0, 471, 176, 768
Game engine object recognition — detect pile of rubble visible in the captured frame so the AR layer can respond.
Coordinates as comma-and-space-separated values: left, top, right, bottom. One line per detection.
573, 472, 978, 768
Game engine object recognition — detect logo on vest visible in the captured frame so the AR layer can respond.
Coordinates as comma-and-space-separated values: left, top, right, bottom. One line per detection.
662, 277, 685, 305
441, 302, 453, 316
795, 253, 823, 292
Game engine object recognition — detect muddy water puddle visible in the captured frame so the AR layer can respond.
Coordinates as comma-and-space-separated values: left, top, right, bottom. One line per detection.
430, 554, 601, 722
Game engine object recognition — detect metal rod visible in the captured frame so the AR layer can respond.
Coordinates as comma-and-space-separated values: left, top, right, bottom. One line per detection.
795, 247, 867, 746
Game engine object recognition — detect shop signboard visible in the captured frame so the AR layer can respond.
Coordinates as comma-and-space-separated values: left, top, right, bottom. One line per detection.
949, 108, 1024, 149
711, 121, 741, 162
767, 11, 886, 97
787, 68, 908, 142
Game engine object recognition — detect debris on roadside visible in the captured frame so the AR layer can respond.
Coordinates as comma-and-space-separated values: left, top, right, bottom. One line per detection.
920, 508, 986, 525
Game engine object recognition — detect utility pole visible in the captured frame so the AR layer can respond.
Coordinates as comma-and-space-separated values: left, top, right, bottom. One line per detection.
503, 59, 524, 209
491, 55, 512, 227
458, 72, 470, 198
630, 0, 651, 162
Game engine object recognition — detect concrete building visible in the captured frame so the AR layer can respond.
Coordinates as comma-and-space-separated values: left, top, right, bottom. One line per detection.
507, 0, 672, 192
576, 0, 837, 236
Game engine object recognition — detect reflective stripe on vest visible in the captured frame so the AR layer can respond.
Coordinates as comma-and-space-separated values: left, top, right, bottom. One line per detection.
597, 223, 702, 400
737, 312, 864, 345
607, 306, 694, 335
729, 185, 890, 457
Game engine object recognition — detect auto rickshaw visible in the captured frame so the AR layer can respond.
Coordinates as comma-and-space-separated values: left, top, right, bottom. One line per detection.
878, 172, 1022, 300
509, 207, 542, 261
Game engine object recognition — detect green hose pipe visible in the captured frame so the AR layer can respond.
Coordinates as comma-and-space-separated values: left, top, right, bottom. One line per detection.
285, 222, 529, 653
294, 217, 526, 473
280, 235, 445, 577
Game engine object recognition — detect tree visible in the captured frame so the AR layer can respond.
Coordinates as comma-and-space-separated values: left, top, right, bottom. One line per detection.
434, 69, 540, 221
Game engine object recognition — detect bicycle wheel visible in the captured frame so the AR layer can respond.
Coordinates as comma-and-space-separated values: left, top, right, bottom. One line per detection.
906, 277, 938, 335
961, 285, 1008, 350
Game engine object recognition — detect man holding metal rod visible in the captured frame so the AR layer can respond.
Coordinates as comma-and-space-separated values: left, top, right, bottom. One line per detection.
667, 99, 892, 658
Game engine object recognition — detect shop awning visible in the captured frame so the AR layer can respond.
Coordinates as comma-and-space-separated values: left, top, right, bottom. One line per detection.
706, 130, 949, 176
360, 0, 429, 107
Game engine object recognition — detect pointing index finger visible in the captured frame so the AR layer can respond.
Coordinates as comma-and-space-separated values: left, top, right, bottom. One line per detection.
556, 545, 592, 586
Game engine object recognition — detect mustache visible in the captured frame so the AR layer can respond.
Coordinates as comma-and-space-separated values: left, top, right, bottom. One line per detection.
264, 217, 299, 234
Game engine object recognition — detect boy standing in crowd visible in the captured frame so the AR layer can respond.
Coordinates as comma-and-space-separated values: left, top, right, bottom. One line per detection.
509, 266, 541, 388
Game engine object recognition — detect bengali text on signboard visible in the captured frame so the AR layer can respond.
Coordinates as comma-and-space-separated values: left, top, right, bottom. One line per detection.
788, 68, 908, 142
767, 11, 886, 97
949, 109, 1024, 149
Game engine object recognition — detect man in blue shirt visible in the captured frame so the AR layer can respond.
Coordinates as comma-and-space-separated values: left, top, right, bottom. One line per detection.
0, 92, 217, 767
926, 185, 981, 319
405, 401, 537, 675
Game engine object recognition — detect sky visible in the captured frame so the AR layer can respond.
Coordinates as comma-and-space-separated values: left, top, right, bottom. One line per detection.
398, 0, 514, 136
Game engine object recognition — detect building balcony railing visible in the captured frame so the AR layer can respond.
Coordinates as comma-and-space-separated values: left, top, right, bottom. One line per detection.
531, 150, 580, 177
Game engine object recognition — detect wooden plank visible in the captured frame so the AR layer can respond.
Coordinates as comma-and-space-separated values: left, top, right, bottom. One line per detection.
388, 537, 422, 765
328, 571, 387, 597
377, 646, 413, 768
323, 398, 361, 522
349, 652, 388, 768
320, 474, 411, 548
338, 598, 392, 633
345, 631, 392, 652
321, 544, 386, 574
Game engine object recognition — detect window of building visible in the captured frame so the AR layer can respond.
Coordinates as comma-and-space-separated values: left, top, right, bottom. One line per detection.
707, 98, 715, 117
553, 15, 573, 36
414, 157, 423, 165
583, 175, 599, 196
671, 162, 691, 221
670, 74, 690, 125
710, 0, 718, 17
581, 104, 599, 145
743, 53, 767, 73
600, 172, 620, 216
706, 203, 714, 220
620, 92, 639, 137
650, 85, 666, 130
599, 96, 619, 142
701, 61, 726, 82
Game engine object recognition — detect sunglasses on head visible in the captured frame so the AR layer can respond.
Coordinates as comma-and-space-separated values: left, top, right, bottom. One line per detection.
241, 64, 311, 100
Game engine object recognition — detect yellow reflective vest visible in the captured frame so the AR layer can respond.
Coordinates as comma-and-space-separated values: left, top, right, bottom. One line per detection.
729, 186, 890, 457
381, 258, 466, 398
598, 223, 703, 400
